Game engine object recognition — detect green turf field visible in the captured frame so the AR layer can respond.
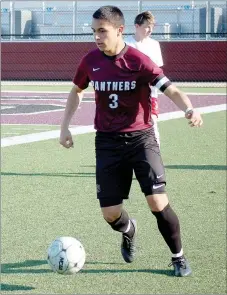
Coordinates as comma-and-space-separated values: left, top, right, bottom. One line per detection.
1, 112, 226, 294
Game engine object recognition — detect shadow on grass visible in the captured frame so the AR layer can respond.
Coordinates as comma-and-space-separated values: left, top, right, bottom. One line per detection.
81, 164, 227, 171
81, 268, 174, 276
1, 259, 173, 276
165, 164, 227, 171
2, 164, 226, 179
1, 283, 35, 291
81, 165, 96, 168
1, 172, 95, 177
1, 172, 138, 181
1, 260, 52, 274
86, 261, 125, 265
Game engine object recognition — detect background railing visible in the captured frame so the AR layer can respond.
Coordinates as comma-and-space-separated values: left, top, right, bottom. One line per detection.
1, 0, 227, 41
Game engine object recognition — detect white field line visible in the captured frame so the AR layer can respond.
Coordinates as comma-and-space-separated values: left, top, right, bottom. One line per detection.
1, 91, 225, 96
1, 125, 95, 147
158, 104, 226, 121
1, 104, 226, 148
3, 109, 66, 116
1, 106, 15, 110
1, 90, 70, 93
184, 93, 225, 96
3, 132, 21, 135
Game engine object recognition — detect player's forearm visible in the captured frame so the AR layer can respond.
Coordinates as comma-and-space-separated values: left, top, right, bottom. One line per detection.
164, 85, 193, 113
61, 87, 83, 129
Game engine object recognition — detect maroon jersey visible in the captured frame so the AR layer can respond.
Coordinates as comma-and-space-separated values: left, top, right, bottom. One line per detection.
73, 45, 171, 132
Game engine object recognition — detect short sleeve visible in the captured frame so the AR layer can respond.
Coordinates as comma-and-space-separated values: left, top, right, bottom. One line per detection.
141, 57, 171, 92
73, 57, 90, 90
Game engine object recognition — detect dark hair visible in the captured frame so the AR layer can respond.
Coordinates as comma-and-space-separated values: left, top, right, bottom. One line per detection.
134, 11, 155, 25
93, 6, 125, 27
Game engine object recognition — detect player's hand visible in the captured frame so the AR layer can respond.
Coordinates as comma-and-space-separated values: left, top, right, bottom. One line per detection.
185, 109, 203, 127
59, 128, 74, 148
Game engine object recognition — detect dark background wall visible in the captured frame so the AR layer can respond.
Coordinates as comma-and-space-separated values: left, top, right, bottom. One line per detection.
2, 41, 226, 81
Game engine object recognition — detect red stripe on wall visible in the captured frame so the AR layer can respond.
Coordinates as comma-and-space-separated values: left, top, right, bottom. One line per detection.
2, 41, 227, 81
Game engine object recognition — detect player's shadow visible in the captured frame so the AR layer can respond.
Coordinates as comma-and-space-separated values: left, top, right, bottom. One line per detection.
86, 261, 125, 265
1, 284, 35, 291
2, 164, 226, 179
165, 164, 226, 171
2, 260, 173, 277
1, 171, 137, 180
1, 260, 52, 274
84, 261, 173, 276
81, 165, 96, 168
82, 267, 173, 276
1, 172, 95, 178
83, 164, 227, 171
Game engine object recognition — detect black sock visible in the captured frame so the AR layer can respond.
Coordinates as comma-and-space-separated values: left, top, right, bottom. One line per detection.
107, 209, 135, 239
152, 204, 182, 254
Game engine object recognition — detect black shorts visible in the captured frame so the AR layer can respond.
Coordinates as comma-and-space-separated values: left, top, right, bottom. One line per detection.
95, 127, 166, 207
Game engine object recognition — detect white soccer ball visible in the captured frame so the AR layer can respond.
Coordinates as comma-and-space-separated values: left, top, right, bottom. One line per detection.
47, 236, 86, 275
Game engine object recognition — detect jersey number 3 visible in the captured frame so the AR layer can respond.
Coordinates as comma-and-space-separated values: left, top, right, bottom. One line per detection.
109, 94, 118, 109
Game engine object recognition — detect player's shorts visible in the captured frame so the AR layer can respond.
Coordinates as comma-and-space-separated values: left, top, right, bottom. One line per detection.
95, 127, 166, 207
151, 97, 159, 117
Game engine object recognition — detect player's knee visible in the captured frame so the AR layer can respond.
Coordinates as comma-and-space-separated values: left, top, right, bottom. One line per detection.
103, 213, 121, 223
146, 193, 169, 212
101, 205, 122, 223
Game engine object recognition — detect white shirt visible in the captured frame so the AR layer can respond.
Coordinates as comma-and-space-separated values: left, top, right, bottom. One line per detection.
124, 35, 163, 97
124, 35, 163, 67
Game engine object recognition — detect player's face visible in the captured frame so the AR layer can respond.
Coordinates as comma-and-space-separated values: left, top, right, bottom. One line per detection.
91, 19, 123, 54
135, 20, 154, 38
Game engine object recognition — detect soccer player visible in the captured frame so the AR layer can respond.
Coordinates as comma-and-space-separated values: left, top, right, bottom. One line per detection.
60, 6, 203, 277
125, 11, 163, 146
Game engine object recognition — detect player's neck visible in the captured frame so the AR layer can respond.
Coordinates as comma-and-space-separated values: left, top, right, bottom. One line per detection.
104, 40, 125, 56
133, 34, 148, 43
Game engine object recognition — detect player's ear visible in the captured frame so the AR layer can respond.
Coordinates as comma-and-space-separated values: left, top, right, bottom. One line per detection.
118, 25, 124, 36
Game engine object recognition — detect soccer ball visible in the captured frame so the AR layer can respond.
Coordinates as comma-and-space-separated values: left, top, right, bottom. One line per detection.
47, 236, 86, 274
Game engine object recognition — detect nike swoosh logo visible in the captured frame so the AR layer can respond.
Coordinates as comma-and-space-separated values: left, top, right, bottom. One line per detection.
153, 184, 165, 189
93, 68, 100, 71
157, 174, 164, 179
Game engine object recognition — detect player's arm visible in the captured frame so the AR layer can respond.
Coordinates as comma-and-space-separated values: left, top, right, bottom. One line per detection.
163, 84, 203, 127
61, 85, 83, 130
163, 84, 193, 112
151, 74, 203, 127
60, 85, 84, 148
143, 57, 203, 127
60, 55, 90, 148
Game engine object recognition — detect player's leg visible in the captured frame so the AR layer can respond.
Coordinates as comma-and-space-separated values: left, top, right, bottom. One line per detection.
129, 128, 191, 276
95, 132, 137, 263
101, 203, 137, 264
146, 196, 191, 277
